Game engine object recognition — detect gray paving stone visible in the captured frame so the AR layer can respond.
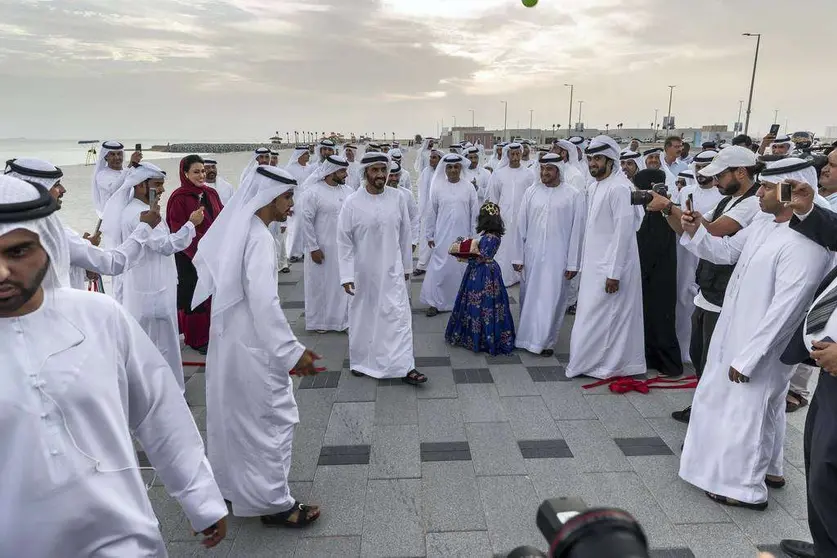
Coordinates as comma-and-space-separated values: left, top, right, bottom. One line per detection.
557, 419, 632, 473
184, 372, 206, 406
478, 475, 544, 555
414, 367, 458, 399
318, 445, 371, 466
289, 426, 325, 482
500, 395, 563, 440
491, 364, 542, 396
646, 417, 688, 457
421, 462, 487, 532
448, 345, 487, 368
166, 540, 235, 558
615, 437, 674, 456
413, 333, 451, 357
484, 353, 522, 365
361, 479, 424, 557
625, 389, 695, 419
294, 536, 361, 558
526, 365, 571, 382
628, 455, 731, 525
586, 394, 658, 438
784, 423, 805, 469
418, 398, 467, 442
426, 531, 493, 558
537, 382, 597, 420
524, 458, 587, 503
306, 465, 369, 537
420, 441, 472, 462
190, 406, 207, 431
578, 471, 685, 549
452, 367, 494, 384
324, 402, 376, 446
335, 369, 378, 402
299, 370, 341, 389
281, 300, 306, 309
415, 356, 451, 367
724, 494, 812, 547
375, 384, 418, 425
457, 384, 508, 422
674, 523, 761, 558
227, 517, 301, 557
295, 388, 336, 431
648, 550, 696, 558
771, 461, 808, 520
518, 439, 573, 459
369, 425, 421, 479
466, 422, 527, 476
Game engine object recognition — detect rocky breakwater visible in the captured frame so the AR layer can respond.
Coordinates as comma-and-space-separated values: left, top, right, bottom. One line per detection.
150, 143, 280, 153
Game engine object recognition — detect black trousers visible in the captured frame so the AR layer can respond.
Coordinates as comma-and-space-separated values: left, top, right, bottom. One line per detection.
689, 306, 720, 379
804, 371, 837, 556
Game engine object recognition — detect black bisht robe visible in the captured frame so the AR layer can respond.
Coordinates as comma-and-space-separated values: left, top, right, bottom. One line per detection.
635, 169, 683, 377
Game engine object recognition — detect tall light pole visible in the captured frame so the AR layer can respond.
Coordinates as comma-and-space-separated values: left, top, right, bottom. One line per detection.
653, 109, 659, 142
577, 100, 584, 130
737, 100, 744, 133
564, 84, 574, 138
773, 109, 779, 124
501, 100, 508, 142
452, 115, 457, 128
469, 109, 475, 127
529, 109, 534, 139
666, 85, 676, 133
743, 32, 762, 135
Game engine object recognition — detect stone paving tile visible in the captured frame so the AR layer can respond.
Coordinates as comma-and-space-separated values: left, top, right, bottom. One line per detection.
537, 382, 598, 420
374, 384, 418, 425
318, 445, 371, 466
784, 423, 806, 469
452, 367, 494, 384
324, 402, 376, 446
557, 419, 633, 473
518, 439, 573, 459
305, 465, 369, 537
674, 523, 763, 557
418, 398, 467, 443
484, 353, 522, 365
361, 479, 424, 557
335, 369, 378, 402
723, 495, 812, 547
615, 436, 675, 456
420, 441, 472, 462
294, 388, 337, 431
478, 475, 544, 556
500, 395, 563, 441
294, 536, 361, 558
586, 394, 659, 438
369, 425, 421, 480
414, 367, 457, 399
228, 518, 301, 557
298, 370, 341, 389
646, 417, 689, 457
425, 531, 493, 558
421, 462, 487, 532
289, 426, 326, 482
771, 461, 808, 520
648, 549, 696, 558
466, 422, 527, 476
490, 364, 542, 396
457, 384, 508, 422
184, 372, 206, 407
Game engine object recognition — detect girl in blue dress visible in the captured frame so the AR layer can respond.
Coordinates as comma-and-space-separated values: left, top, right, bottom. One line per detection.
445, 201, 516, 355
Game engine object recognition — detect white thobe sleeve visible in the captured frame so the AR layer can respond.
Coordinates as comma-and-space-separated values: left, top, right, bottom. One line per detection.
487, 174, 501, 205
146, 221, 197, 256
426, 187, 439, 243
605, 185, 638, 280
398, 196, 414, 275
417, 174, 428, 217
336, 202, 356, 285
679, 222, 753, 265
301, 189, 320, 253
118, 304, 227, 533
468, 185, 479, 236
243, 233, 306, 372
511, 192, 530, 267
730, 247, 827, 378
407, 193, 420, 245
68, 223, 151, 276
567, 191, 587, 272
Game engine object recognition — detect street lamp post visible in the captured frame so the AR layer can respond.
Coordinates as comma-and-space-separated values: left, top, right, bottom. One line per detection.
743, 32, 762, 135
737, 100, 744, 133
452, 116, 457, 128
529, 109, 534, 140
577, 101, 584, 130
773, 109, 779, 124
666, 85, 676, 133
564, 84, 574, 137
469, 109, 475, 127
653, 109, 659, 142
501, 101, 508, 142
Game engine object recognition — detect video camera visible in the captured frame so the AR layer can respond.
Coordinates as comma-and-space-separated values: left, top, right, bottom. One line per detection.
507, 498, 649, 558
630, 183, 668, 206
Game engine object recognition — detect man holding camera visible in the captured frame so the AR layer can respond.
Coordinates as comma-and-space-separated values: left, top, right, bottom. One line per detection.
646, 147, 761, 423
677, 158, 831, 511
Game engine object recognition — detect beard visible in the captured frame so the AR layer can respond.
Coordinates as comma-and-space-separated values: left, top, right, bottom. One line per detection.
0, 255, 49, 315
333, 176, 346, 185
719, 179, 741, 196
369, 177, 386, 191
206, 172, 217, 182
697, 176, 713, 187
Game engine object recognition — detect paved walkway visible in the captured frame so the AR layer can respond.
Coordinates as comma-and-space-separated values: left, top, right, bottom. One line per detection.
147, 261, 812, 557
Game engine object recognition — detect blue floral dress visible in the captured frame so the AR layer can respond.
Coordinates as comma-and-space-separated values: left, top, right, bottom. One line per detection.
445, 233, 516, 355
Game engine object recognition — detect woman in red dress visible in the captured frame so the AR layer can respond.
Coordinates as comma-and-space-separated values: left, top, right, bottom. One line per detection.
166, 154, 225, 354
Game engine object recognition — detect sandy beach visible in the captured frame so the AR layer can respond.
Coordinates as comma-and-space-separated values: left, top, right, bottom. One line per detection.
57, 147, 422, 235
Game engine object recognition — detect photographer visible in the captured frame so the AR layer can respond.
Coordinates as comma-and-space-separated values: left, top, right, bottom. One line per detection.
645, 147, 761, 423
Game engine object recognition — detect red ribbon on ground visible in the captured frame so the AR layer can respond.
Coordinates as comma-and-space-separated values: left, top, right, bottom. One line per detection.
582, 375, 698, 394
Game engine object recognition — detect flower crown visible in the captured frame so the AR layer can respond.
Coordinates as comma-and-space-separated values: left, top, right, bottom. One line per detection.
480, 201, 500, 216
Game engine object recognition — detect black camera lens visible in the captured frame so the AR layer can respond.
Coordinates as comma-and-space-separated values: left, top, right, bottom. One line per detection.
550, 508, 648, 558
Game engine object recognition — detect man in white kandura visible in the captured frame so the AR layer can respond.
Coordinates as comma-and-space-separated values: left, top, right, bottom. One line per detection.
90, 140, 142, 219
465, 146, 492, 204
204, 158, 235, 205
421, 153, 479, 317
414, 148, 443, 277
239, 147, 271, 186
337, 152, 428, 385
5, 157, 156, 290
0, 175, 227, 557
566, 136, 646, 379
512, 153, 586, 356
387, 161, 420, 251
678, 158, 832, 510
101, 162, 205, 391
192, 165, 324, 527
487, 142, 536, 286
389, 149, 413, 191
302, 155, 352, 333
284, 145, 312, 263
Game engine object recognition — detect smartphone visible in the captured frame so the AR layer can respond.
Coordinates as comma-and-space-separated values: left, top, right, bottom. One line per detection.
135, 143, 142, 151
779, 181, 793, 203
686, 193, 694, 212
148, 186, 157, 208
769, 124, 780, 136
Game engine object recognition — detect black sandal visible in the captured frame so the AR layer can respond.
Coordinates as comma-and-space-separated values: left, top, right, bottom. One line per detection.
350, 369, 366, 378
402, 370, 428, 385
705, 492, 767, 511
261, 501, 321, 528
766, 475, 786, 489
540, 349, 554, 357
280, 267, 290, 274
786, 390, 809, 413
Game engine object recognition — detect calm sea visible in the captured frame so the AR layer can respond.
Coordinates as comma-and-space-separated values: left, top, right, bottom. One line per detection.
0, 138, 196, 168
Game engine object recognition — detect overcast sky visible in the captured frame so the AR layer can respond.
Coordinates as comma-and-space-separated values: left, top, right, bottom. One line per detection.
0, 0, 834, 141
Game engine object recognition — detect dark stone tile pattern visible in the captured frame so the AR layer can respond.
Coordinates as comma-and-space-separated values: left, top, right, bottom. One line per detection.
518, 439, 573, 459
280, 300, 305, 309
299, 370, 341, 389
526, 366, 570, 382
649, 549, 696, 558
420, 442, 472, 462
317, 445, 371, 466
453, 368, 494, 384
615, 437, 675, 456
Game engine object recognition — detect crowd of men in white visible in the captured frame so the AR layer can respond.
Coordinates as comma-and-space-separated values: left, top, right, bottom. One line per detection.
2, 129, 837, 556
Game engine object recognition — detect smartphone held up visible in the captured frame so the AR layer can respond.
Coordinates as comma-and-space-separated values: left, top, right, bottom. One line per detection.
779, 181, 793, 204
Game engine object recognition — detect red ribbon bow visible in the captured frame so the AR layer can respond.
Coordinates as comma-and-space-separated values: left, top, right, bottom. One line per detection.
582, 375, 698, 394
